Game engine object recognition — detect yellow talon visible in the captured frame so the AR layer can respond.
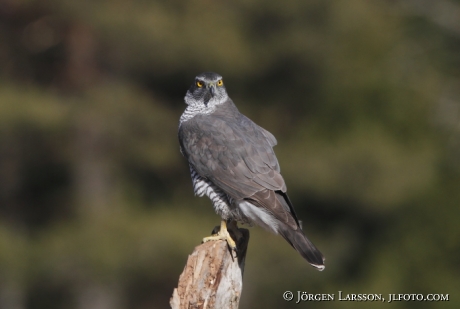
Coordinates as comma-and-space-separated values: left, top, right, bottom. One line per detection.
202, 220, 237, 250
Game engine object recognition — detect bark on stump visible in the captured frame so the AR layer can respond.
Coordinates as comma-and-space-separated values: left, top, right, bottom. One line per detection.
170, 228, 249, 309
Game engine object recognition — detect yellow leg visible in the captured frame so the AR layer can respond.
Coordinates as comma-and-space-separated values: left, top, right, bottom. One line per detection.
202, 220, 237, 250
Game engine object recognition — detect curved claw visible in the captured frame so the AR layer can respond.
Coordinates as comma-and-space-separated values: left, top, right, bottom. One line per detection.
202, 220, 237, 250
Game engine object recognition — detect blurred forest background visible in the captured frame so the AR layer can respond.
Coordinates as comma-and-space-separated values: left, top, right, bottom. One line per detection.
0, 0, 459, 308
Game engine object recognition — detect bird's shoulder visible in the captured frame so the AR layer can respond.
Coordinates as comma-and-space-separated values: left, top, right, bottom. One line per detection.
179, 99, 287, 198
179, 99, 277, 157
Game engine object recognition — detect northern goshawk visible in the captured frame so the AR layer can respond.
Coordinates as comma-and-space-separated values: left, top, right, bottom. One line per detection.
178, 72, 325, 270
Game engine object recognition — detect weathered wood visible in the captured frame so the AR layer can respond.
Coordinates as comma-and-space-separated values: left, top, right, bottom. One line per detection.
170, 227, 249, 309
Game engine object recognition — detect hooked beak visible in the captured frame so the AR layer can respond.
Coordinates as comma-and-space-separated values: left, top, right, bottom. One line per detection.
208, 83, 216, 97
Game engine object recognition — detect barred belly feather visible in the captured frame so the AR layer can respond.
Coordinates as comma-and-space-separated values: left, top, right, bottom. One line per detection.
189, 166, 234, 220
178, 72, 325, 270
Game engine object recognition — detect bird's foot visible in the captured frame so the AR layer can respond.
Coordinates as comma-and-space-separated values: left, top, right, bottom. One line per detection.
202, 220, 237, 251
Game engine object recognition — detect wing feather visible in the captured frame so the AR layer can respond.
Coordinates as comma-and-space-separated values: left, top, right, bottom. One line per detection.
179, 100, 298, 228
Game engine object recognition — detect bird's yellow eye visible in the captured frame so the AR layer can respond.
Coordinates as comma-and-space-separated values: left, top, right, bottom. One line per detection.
196, 80, 203, 88
217, 79, 223, 86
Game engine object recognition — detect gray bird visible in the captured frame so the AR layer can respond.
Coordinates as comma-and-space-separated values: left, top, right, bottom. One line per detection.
178, 72, 325, 270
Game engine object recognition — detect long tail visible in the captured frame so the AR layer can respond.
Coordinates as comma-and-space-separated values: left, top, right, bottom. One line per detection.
278, 224, 325, 271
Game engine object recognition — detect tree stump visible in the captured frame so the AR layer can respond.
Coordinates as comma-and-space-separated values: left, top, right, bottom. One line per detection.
170, 227, 249, 309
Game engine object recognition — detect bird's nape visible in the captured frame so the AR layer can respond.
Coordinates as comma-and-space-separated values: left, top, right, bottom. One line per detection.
179, 72, 325, 271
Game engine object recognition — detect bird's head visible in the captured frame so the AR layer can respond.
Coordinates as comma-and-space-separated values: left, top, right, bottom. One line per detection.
185, 72, 228, 108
